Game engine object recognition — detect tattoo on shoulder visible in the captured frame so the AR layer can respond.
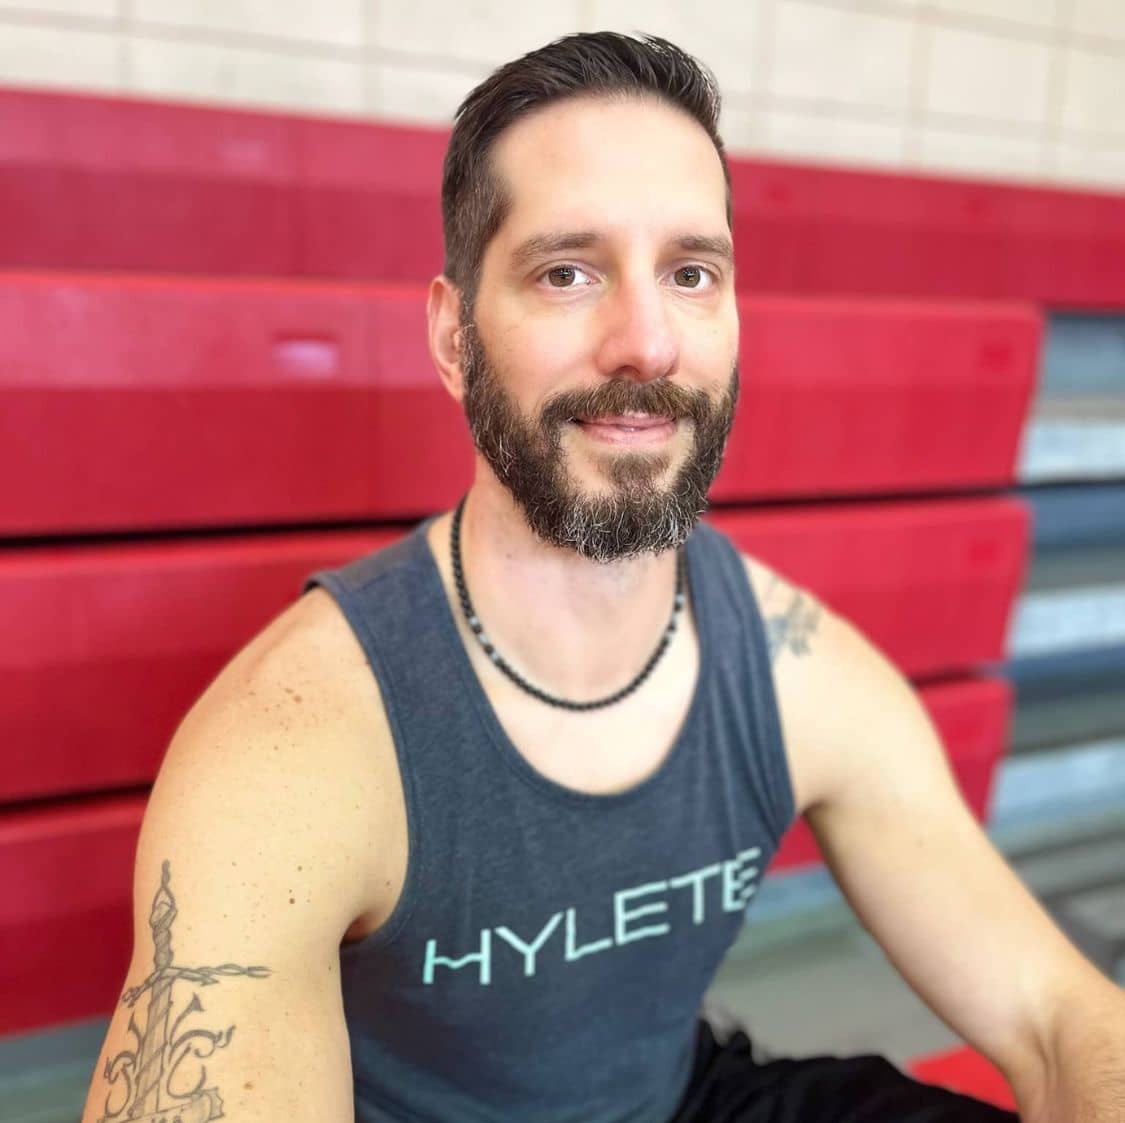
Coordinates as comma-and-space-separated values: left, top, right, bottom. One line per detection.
96, 860, 271, 1123
763, 583, 822, 664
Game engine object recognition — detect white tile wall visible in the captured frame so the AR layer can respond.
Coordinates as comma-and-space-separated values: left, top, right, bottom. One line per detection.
912, 124, 1046, 180
0, 0, 118, 16
1061, 44, 1125, 138
134, 0, 365, 48
757, 105, 907, 169
126, 34, 365, 114
590, 0, 769, 97
1070, 0, 1125, 42
370, 0, 582, 65
770, 1, 914, 114
1, 1, 1123, 190
367, 58, 484, 124
0, 21, 119, 89
720, 104, 759, 154
926, 23, 1051, 125
925, 0, 1058, 31
1053, 139, 1125, 189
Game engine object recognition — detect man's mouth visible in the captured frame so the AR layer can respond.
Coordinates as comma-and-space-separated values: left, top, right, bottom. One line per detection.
569, 413, 678, 444
571, 413, 675, 431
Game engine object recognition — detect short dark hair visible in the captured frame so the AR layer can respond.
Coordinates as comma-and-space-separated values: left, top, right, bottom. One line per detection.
441, 31, 731, 309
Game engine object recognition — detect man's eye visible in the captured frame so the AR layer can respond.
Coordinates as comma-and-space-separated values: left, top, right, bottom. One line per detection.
543, 265, 592, 288
672, 265, 712, 289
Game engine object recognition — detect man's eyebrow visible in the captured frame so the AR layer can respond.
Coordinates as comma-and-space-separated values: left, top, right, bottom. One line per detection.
675, 234, 735, 264
508, 231, 735, 270
509, 231, 600, 269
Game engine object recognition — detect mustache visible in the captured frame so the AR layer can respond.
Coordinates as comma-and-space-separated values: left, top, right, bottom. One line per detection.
539, 379, 717, 430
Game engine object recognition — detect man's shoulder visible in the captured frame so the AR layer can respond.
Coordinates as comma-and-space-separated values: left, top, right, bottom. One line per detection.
733, 546, 946, 821
178, 585, 394, 789
731, 550, 829, 669
201, 585, 372, 706
729, 548, 914, 815
693, 522, 821, 626
137, 585, 399, 963
730, 546, 902, 708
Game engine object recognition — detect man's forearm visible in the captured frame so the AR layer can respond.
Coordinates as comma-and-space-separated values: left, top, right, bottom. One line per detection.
1015, 977, 1125, 1122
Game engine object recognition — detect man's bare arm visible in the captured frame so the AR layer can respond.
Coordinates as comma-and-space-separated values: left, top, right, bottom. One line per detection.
746, 554, 1125, 1120
81, 598, 386, 1122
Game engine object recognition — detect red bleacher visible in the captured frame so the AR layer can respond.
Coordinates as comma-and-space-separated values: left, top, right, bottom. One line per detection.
714, 298, 1038, 501
0, 88, 448, 280
0, 274, 1037, 534
1, 793, 143, 1036
2, 530, 398, 804
0, 273, 463, 533
711, 498, 1030, 678
4, 86, 1121, 1048
729, 158, 1125, 307
2, 499, 1025, 805
0, 89, 294, 275
4, 86, 1124, 305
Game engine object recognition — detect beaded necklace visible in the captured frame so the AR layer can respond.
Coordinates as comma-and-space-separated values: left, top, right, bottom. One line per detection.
450, 496, 686, 711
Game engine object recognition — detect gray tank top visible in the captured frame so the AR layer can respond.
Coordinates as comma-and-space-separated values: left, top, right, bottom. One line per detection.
301, 517, 795, 1123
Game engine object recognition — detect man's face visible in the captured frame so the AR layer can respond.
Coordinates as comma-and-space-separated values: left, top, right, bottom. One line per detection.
461, 95, 739, 563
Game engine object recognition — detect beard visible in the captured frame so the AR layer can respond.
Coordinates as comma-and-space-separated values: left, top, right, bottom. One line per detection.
460, 323, 738, 564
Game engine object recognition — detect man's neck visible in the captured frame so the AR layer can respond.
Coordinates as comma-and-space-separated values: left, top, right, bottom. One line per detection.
426, 474, 686, 702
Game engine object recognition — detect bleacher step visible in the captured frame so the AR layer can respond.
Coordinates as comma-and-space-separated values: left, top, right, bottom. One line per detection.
1054, 882, 1125, 985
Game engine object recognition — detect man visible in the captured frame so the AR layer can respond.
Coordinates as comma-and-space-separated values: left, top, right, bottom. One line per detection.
81, 32, 1123, 1123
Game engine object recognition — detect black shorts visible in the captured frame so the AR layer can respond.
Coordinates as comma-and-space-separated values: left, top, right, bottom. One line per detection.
670, 1020, 1020, 1122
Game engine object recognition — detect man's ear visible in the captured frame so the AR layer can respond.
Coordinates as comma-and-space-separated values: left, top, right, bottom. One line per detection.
427, 274, 468, 403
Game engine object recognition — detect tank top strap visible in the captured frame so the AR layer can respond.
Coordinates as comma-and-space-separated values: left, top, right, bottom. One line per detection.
685, 519, 795, 841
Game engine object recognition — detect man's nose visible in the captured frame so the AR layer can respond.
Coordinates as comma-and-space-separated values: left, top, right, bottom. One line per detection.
593, 275, 679, 383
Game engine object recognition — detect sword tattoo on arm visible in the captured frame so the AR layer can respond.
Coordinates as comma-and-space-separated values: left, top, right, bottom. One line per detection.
96, 861, 271, 1123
